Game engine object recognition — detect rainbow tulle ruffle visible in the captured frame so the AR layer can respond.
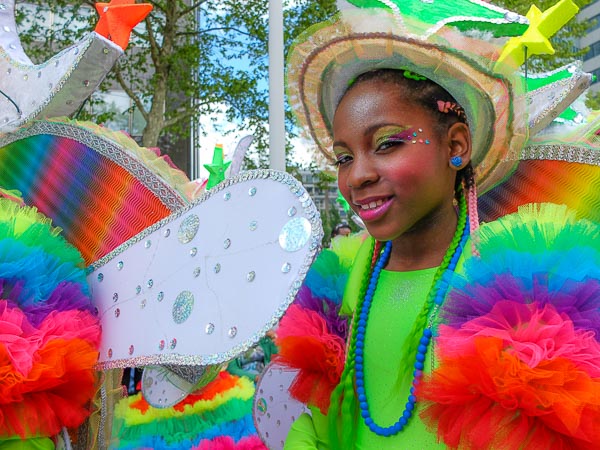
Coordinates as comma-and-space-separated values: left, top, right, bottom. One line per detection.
0, 197, 99, 441
275, 234, 364, 413
110, 371, 266, 449
420, 204, 600, 449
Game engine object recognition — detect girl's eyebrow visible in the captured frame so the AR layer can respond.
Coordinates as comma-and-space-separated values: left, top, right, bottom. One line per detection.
333, 124, 413, 149
368, 123, 411, 133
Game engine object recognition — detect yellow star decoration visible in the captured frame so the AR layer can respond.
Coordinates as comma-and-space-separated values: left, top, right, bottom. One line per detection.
496, 0, 579, 70
204, 144, 232, 190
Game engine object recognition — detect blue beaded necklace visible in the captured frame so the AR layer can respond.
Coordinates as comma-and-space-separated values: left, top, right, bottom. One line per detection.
353, 208, 470, 437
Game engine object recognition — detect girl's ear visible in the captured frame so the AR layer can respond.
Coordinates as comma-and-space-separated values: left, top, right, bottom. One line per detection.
447, 122, 472, 170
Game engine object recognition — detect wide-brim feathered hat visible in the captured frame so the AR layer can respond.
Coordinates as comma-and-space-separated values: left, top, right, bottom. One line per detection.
287, 0, 590, 194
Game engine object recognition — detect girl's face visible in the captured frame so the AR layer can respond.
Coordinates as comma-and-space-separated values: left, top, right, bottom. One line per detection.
332, 78, 471, 242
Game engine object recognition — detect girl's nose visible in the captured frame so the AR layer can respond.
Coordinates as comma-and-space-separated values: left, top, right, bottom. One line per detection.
346, 155, 378, 188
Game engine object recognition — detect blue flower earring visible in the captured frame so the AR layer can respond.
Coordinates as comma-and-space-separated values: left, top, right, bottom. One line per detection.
450, 156, 462, 168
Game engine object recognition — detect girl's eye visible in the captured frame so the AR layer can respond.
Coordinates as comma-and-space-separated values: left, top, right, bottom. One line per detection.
334, 154, 353, 166
375, 129, 412, 152
377, 138, 405, 152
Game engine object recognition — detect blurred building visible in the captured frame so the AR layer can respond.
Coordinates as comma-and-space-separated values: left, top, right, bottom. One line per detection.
298, 169, 345, 215
581, 0, 600, 91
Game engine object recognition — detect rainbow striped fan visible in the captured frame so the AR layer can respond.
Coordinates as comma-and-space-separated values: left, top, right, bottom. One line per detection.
480, 159, 600, 224
0, 120, 193, 266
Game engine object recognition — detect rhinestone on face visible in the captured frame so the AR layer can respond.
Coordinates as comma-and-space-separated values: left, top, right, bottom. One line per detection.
193, 267, 201, 277
164, 229, 171, 237
117, 261, 124, 270
224, 238, 231, 249
114, 308, 120, 318
214, 263, 221, 274
249, 220, 257, 231
249, 187, 257, 196
170, 338, 177, 349
145, 240, 152, 248
190, 247, 197, 257
205, 323, 215, 334
107, 348, 113, 358
288, 207, 297, 217
157, 291, 164, 302
228, 327, 237, 338
281, 263, 291, 273
147, 279, 154, 288
140, 298, 147, 309
247, 271, 256, 282
158, 340, 165, 351
224, 192, 231, 201
113, 293, 118, 302
129, 345, 134, 355
97, 273, 104, 282
136, 285, 142, 295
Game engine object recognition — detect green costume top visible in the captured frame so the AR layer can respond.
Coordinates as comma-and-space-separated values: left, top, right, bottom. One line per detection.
284, 237, 449, 449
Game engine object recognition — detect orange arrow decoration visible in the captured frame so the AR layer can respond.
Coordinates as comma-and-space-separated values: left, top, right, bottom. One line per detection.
95, 0, 153, 50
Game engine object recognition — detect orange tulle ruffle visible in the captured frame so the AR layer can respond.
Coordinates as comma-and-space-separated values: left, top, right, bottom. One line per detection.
0, 337, 99, 439
419, 336, 600, 449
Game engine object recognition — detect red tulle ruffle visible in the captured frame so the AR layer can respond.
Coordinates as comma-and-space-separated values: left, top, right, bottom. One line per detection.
0, 338, 99, 438
420, 301, 600, 449
275, 304, 345, 413
0, 300, 100, 439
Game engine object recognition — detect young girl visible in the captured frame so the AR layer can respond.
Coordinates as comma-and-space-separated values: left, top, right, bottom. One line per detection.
270, 0, 600, 448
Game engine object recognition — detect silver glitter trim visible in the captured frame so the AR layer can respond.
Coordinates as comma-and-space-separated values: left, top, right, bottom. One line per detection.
520, 145, 600, 166
94, 169, 323, 369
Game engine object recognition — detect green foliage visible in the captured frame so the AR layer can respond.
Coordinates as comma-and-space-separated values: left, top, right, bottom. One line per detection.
586, 90, 600, 109
15, 0, 336, 173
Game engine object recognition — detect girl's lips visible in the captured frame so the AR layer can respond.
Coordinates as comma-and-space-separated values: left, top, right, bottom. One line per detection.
355, 197, 393, 222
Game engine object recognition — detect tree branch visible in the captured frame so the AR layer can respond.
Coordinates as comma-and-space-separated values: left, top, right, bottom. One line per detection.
177, 26, 254, 39
177, 0, 205, 20
113, 64, 149, 121
163, 108, 197, 128
145, 15, 164, 71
